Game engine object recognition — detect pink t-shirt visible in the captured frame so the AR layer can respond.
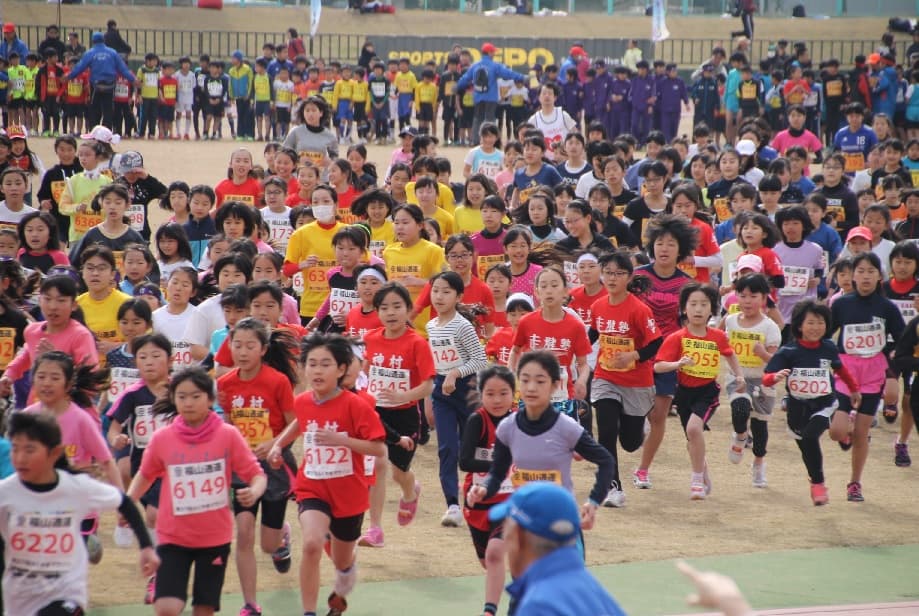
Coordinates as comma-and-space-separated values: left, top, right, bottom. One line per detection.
5, 320, 98, 382
139, 417, 263, 548
510, 263, 543, 298
770, 129, 824, 176
24, 401, 110, 467
390, 148, 413, 169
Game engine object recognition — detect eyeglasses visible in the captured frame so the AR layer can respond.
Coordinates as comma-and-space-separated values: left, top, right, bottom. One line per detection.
447, 252, 472, 260
265, 189, 286, 196
601, 270, 631, 278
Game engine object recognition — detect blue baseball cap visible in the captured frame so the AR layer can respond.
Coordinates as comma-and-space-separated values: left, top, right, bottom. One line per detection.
91, 32, 104, 44
232, 50, 244, 61
488, 482, 580, 543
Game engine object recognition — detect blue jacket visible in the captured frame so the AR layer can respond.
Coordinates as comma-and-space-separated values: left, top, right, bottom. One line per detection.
0, 36, 29, 62
456, 56, 526, 104
0, 437, 11, 479
506, 546, 626, 616
871, 66, 898, 117
67, 42, 135, 85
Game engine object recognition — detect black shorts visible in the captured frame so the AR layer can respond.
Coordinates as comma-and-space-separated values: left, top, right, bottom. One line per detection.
140, 478, 162, 509
155, 542, 231, 609
469, 521, 503, 561
7, 98, 25, 110
297, 498, 364, 542
276, 107, 291, 124
232, 455, 293, 529
417, 102, 434, 122
836, 391, 883, 416
26, 99, 39, 109
461, 107, 474, 128
37, 601, 84, 616
62, 103, 85, 118
255, 100, 271, 117
353, 104, 367, 123
158, 105, 175, 122
442, 102, 456, 121
377, 405, 421, 472
673, 381, 720, 432
205, 102, 224, 117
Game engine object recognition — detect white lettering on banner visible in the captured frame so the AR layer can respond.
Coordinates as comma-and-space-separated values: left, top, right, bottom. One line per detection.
367, 365, 410, 407
842, 321, 884, 357
169, 459, 228, 516
787, 367, 832, 399
8, 513, 78, 574
779, 266, 810, 296
303, 427, 353, 479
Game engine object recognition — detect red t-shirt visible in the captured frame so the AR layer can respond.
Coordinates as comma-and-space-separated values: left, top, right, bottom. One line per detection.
590, 293, 660, 387
492, 310, 510, 329
292, 389, 385, 517
336, 185, 360, 223
414, 276, 497, 336
159, 76, 178, 106
485, 326, 515, 366
363, 327, 436, 410
512, 310, 592, 400
567, 285, 608, 327
354, 389, 379, 486
678, 218, 720, 283
215, 177, 264, 209
215, 322, 306, 368
217, 364, 295, 447
285, 192, 311, 207
656, 326, 734, 388
743, 246, 783, 300
345, 305, 383, 339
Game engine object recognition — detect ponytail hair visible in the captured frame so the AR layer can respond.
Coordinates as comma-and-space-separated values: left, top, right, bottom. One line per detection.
33, 351, 111, 410
229, 317, 299, 386
152, 366, 215, 420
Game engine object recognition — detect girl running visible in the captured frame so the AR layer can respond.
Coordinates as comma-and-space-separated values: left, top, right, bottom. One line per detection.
17, 211, 69, 273
344, 265, 386, 340
154, 222, 195, 283
36, 134, 81, 244
455, 174, 497, 235
286, 164, 321, 207
160, 180, 191, 225
350, 188, 395, 258
427, 272, 489, 527
58, 139, 113, 244
252, 252, 301, 327
0, 412, 157, 616
127, 366, 267, 616
458, 365, 515, 616
267, 334, 386, 616
217, 318, 299, 616
516, 189, 566, 243
765, 301, 860, 505
261, 177, 294, 254
828, 252, 904, 502
359, 283, 436, 548
503, 227, 543, 299
738, 214, 785, 296
589, 251, 662, 507
152, 266, 199, 371
773, 206, 823, 339
485, 264, 513, 329
470, 196, 509, 277
668, 184, 722, 284
120, 243, 158, 296
215, 148, 263, 208
884, 241, 919, 463
67, 183, 144, 263
307, 226, 372, 333
654, 283, 746, 500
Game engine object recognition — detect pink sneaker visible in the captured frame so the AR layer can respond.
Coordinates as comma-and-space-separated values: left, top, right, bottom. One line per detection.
632, 468, 652, 489
143, 575, 156, 604
357, 526, 384, 548
397, 481, 421, 526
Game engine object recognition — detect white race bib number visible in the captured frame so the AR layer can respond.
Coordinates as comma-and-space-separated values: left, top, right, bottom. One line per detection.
109, 366, 140, 398
303, 431, 353, 479
430, 335, 462, 372
131, 404, 165, 448
171, 341, 194, 368
127, 203, 145, 233
329, 287, 360, 316
7, 514, 78, 574
779, 266, 811, 296
842, 321, 884, 357
787, 368, 832, 399
893, 299, 918, 322
551, 366, 569, 404
169, 459, 228, 516
292, 272, 305, 295
367, 365, 410, 408
563, 261, 580, 287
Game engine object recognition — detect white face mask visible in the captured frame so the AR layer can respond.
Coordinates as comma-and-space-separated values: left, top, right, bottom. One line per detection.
313, 205, 335, 223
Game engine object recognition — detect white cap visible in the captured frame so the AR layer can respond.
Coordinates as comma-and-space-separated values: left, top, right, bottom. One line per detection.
506, 292, 535, 311
81, 125, 121, 145
735, 139, 756, 156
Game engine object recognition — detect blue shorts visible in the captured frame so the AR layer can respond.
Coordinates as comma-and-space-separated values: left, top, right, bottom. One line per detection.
654, 370, 677, 397
255, 101, 271, 117
336, 99, 354, 121
397, 93, 413, 118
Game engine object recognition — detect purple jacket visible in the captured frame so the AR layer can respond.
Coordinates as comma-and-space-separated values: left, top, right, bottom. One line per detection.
593, 71, 614, 114
610, 78, 631, 113
629, 74, 656, 112
658, 76, 688, 112
560, 80, 583, 117
653, 73, 667, 109
582, 80, 599, 117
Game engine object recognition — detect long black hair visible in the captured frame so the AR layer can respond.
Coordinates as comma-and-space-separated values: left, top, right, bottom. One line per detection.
33, 351, 111, 410
229, 317, 299, 386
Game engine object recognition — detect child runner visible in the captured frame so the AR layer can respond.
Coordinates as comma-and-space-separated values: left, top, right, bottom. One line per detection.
152, 266, 199, 371
486, 293, 533, 366
427, 272, 489, 527
764, 301, 859, 505
120, 243, 158, 296
16, 210, 69, 274
458, 365, 515, 616
67, 183, 144, 263
58, 139, 113, 244
828, 252, 904, 502
287, 164, 321, 207
267, 334, 386, 616
722, 274, 781, 487
350, 188, 395, 258
589, 251, 662, 507
669, 184, 722, 284
215, 148, 263, 208
307, 226, 371, 333
218, 318, 300, 616
36, 134, 81, 244
252, 252, 300, 326
261, 176, 294, 254
738, 213, 786, 296
127, 366, 267, 616
773, 206, 824, 340
471, 196, 509, 277
0, 412, 157, 616
654, 283, 746, 499
184, 185, 218, 269
344, 265, 386, 340
154, 222, 195, 283
359, 282, 436, 547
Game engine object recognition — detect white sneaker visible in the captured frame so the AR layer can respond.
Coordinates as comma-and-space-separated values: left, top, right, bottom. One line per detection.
602, 487, 626, 508
728, 433, 746, 464
440, 504, 464, 527
752, 462, 767, 488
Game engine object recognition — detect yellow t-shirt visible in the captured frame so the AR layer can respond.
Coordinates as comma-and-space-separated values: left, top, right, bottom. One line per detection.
284, 221, 346, 316
383, 239, 446, 333
422, 206, 455, 238
405, 181, 456, 214
77, 289, 133, 343
453, 205, 485, 234
369, 220, 395, 258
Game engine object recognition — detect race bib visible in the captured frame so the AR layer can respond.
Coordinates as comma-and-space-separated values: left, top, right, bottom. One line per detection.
171, 341, 194, 368
729, 330, 765, 368
787, 367, 832, 399
713, 197, 732, 222
844, 152, 865, 173
367, 365, 410, 408
477, 254, 505, 277
825, 80, 843, 97
369, 240, 386, 258
337, 206, 358, 225
109, 366, 140, 399
893, 299, 918, 322
0, 327, 15, 370
307, 261, 335, 294
511, 467, 562, 488
230, 407, 272, 448
563, 261, 580, 287
842, 321, 884, 357
299, 150, 324, 166
51, 180, 66, 203
74, 212, 103, 234
292, 272, 304, 295
127, 203, 145, 233
598, 335, 635, 372
430, 335, 462, 372
678, 260, 698, 279
780, 266, 811, 296
303, 430, 353, 479
223, 194, 254, 207
114, 81, 130, 98
329, 287, 360, 316
131, 404, 165, 449
7, 513, 79, 574
551, 366, 569, 404
472, 471, 514, 494
680, 338, 721, 379
169, 459, 228, 516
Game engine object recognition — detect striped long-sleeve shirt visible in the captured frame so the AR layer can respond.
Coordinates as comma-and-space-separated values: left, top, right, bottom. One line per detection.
426, 312, 488, 378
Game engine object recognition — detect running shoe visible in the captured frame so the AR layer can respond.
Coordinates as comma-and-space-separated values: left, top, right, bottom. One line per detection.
357, 526, 384, 548
602, 482, 626, 508
702, 464, 712, 496
632, 468, 652, 489
838, 433, 853, 451
895, 442, 911, 467
238, 603, 262, 615
728, 433, 746, 464
751, 462, 767, 488
143, 575, 156, 604
271, 522, 292, 573
846, 481, 864, 502
86, 532, 103, 565
810, 483, 828, 506
441, 504, 464, 527
397, 481, 421, 526
883, 404, 898, 424
327, 591, 348, 616
690, 481, 707, 501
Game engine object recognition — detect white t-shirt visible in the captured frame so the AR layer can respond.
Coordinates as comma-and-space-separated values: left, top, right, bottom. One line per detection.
723, 312, 782, 379
157, 259, 196, 283
0, 201, 37, 228
182, 294, 225, 347
0, 472, 122, 615
464, 147, 505, 180
262, 206, 294, 254
154, 303, 199, 368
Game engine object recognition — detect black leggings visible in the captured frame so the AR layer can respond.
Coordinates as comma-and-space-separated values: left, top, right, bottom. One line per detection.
594, 398, 645, 486
730, 396, 768, 458
787, 398, 831, 484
